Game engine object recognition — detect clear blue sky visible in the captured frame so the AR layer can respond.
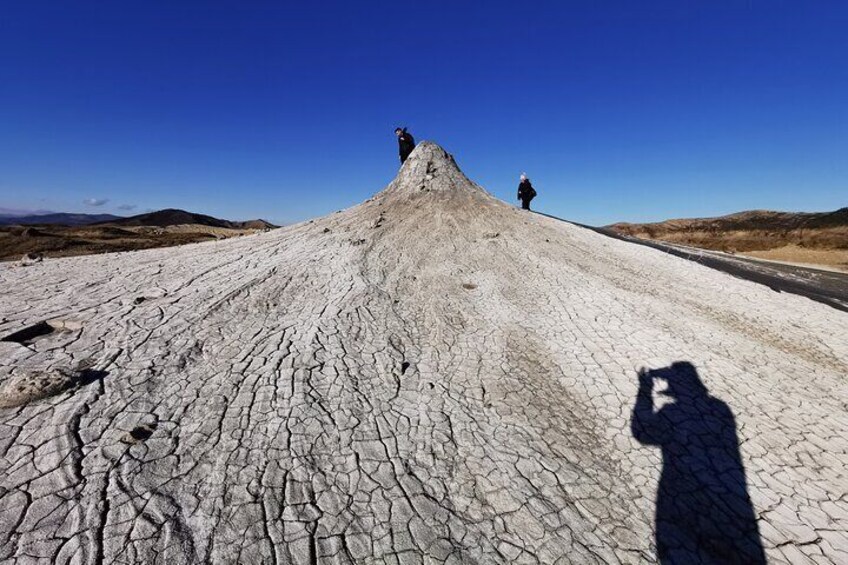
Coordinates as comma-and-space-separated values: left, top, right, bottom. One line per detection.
1, 1, 846, 226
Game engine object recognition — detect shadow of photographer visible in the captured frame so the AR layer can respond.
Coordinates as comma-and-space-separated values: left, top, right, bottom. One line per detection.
631, 362, 766, 564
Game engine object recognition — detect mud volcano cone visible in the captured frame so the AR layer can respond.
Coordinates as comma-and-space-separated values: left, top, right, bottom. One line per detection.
0, 142, 846, 563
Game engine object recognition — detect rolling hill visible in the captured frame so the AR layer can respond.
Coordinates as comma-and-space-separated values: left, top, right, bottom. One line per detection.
101, 208, 276, 229
608, 207, 848, 270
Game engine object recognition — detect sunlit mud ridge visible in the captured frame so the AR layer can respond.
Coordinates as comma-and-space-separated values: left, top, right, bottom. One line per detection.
1, 142, 846, 564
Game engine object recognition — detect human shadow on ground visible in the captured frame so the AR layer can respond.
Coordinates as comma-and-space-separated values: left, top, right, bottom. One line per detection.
631, 362, 766, 564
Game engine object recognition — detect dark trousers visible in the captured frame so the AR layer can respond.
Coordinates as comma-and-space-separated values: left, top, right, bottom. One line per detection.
520, 198, 531, 210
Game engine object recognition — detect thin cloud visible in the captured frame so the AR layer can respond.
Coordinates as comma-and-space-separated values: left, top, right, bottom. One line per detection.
83, 198, 109, 207
117, 204, 137, 211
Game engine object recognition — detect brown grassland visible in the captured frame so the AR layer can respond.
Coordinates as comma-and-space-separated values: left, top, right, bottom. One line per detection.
608, 208, 848, 271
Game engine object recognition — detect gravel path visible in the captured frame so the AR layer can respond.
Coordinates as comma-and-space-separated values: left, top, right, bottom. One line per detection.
1, 142, 846, 564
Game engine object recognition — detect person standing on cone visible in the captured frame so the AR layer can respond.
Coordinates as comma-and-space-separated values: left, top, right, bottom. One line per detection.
517, 173, 537, 210
395, 127, 416, 164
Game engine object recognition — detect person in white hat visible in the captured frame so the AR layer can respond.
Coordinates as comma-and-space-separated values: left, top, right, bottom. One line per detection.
517, 173, 537, 210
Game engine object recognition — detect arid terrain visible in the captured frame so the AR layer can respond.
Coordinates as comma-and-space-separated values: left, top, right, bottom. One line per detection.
0, 209, 276, 262
608, 208, 848, 271
1, 143, 846, 564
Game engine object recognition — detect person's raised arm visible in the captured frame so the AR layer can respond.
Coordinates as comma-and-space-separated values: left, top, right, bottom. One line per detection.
631, 368, 663, 445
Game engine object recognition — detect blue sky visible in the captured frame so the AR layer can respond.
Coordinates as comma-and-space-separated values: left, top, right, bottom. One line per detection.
1, 1, 846, 226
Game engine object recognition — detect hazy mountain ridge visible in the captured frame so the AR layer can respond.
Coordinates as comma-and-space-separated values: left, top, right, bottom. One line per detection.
0, 213, 123, 226
0, 208, 276, 229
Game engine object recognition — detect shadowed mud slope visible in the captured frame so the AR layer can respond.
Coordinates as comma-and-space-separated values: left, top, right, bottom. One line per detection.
1, 142, 846, 564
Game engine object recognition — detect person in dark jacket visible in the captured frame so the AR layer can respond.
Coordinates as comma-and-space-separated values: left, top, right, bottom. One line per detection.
395, 127, 416, 164
517, 173, 537, 210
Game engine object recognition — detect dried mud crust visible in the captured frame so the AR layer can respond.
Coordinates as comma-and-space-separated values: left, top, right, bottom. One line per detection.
0, 142, 846, 564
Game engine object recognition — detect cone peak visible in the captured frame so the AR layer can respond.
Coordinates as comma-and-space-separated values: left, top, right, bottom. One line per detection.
383, 141, 487, 198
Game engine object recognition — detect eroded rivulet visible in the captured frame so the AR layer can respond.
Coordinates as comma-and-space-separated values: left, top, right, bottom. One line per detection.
1, 142, 846, 564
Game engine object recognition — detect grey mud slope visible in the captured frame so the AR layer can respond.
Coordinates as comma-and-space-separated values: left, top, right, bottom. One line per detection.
542, 214, 848, 313
1, 142, 847, 564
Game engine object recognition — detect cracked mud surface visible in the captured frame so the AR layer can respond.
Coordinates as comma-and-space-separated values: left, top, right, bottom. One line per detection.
1, 142, 847, 564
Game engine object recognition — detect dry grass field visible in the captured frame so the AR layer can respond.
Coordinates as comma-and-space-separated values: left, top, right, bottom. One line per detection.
608, 208, 848, 271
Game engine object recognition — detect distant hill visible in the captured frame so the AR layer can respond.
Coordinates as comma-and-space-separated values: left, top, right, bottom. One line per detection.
100, 209, 277, 229
238, 219, 278, 230
607, 208, 848, 270
607, 208, 848, 245
0, 208, 277, 229
1, 208, 278, 262
0, 213, 123, 226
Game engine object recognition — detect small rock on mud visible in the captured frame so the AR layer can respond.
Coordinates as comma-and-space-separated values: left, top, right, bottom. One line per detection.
0, 367, 80, 408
